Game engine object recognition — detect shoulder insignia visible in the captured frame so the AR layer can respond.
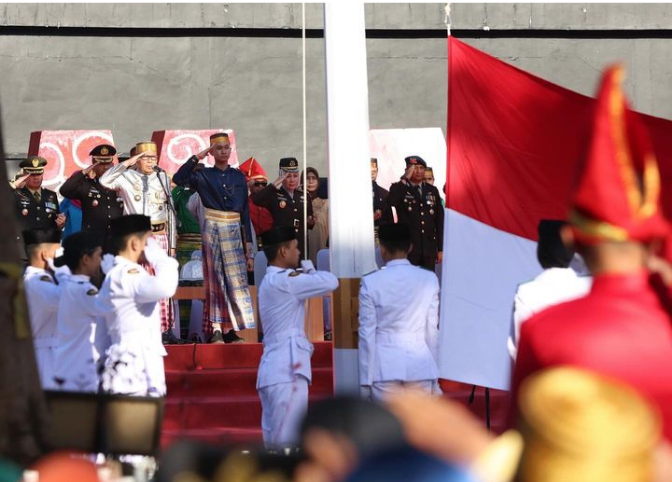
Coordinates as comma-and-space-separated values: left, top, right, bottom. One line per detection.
288, 271, 302, 277
39, 275, 53, 283
362, 270, 378, 278
86, 288, 98, 296
127, 268, 140, 274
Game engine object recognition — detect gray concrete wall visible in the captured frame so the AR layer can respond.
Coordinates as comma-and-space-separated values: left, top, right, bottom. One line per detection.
2, 3, 672, 177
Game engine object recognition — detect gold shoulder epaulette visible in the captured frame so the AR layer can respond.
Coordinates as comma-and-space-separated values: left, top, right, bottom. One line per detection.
86, 288, 98, 296
288, 271, 302, 277
128, 268, 140, 274
39, 275, 53, 283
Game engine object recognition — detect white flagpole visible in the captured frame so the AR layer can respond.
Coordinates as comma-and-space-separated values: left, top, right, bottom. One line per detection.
324, 2, 377, 395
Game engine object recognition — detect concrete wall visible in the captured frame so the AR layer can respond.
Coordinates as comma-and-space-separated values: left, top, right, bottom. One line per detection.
2, 3, 672, 176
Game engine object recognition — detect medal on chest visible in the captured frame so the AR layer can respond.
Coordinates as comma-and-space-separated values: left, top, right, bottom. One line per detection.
279, 201, 287, 209
92, 200, 99, 207
134, 194, 141, 202
21, 208, 28, 216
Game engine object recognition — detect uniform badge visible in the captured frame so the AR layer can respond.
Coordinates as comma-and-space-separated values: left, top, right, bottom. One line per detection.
86, 288, 98, 296
101, 147, 109, 155
128, 268, 140, 274
39, 275, 53, 283
279, 201, 287, 209
92, 200, 98, 207
288, 271, 301, 277
21, 209, 28, 216
32, 158, 40, 167
430, 209, 435, 215
408, 206, 412, 212
134, 194, 141, 202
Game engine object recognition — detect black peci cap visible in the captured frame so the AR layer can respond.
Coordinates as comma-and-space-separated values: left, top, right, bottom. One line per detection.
110, 215, 152, 238
23, 228, 61, 247
54, 231, 103, 268
261, 226, 297, 247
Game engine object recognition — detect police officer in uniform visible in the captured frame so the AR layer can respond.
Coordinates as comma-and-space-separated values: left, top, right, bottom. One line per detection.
12, 156, 65, 246
251, 157, 315, 259
387, 156, 444, 271
371, 158, 393, 245
59, 144, 124, 239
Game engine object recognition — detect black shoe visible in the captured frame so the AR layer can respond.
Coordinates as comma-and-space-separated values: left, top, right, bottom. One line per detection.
208, 330, 225, 344
223, 330, 245, 344
162, 330, 190, 345
189, 332, 203, 344
324, 331, 333, 341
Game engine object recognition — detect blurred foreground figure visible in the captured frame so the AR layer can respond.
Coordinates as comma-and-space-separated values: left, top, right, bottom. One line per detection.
517, 367, 663, 482
511, 65, 672, 440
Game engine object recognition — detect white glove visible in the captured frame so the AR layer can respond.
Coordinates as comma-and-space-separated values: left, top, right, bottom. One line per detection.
300, 260, 316, 274
101, 254, 116, 275
46, 255, 58, 273
143, 237, 167, 266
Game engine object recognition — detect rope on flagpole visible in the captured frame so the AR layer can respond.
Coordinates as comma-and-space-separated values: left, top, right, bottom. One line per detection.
301, 2, 309, 265
445, 3, 451, 37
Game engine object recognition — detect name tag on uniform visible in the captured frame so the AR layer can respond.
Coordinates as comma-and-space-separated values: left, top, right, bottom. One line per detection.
45, 202, 57, 210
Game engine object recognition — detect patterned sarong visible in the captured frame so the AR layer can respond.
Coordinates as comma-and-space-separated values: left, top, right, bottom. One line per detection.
201, 209, 255, 335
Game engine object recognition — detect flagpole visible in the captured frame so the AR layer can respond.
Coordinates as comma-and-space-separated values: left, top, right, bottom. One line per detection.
324, 2, 377, 395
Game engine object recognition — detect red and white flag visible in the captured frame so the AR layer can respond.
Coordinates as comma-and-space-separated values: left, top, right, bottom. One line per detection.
440, 37, 672, 390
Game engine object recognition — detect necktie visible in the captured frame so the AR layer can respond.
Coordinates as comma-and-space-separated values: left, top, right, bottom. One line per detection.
33, 190, 41, 202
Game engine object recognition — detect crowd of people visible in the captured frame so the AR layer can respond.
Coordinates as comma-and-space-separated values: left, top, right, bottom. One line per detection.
7, 65, 672, 482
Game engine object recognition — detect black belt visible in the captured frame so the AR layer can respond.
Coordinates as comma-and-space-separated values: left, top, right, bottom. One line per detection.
151, 223, 166, 233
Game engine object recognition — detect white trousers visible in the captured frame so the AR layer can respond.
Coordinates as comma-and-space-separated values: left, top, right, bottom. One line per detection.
371, 379, 436, 404
258, 376, 309, 450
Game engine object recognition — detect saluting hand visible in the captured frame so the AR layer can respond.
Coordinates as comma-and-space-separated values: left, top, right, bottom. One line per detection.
123, 151, 147, 168
273, 171, 288, 189
404, 165, 417, 182
196, 146, 214, 161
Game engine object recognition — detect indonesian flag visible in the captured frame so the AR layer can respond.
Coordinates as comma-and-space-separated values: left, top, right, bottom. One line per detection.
439, 37, 672, 390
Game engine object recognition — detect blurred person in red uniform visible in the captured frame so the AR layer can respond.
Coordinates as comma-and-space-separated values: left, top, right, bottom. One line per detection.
239, 157, 273, 247
511, 65, 672, 441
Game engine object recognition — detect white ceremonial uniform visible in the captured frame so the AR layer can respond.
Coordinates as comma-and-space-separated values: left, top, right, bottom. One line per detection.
358, 259, 440, 402
24, 266, 60, 389
100, 164, 177, 247
53, 274, 106, 392
257, 260, 339, 449
98, 244, 179, 396
508, 267, 592, 359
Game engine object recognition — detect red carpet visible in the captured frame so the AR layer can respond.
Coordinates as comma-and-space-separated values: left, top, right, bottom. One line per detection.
162, 343, 510, 448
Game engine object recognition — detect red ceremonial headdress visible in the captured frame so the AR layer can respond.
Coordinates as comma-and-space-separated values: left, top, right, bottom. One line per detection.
239, 157, 268, 182
569, 64, 669, 244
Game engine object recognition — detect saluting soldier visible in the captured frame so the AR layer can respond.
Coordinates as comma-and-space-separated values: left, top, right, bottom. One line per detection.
251, 157, 315, 260
387, 156, 444, 271
11, 156, 65, 245
371, 158, 393, 245
59, 144, 124, 238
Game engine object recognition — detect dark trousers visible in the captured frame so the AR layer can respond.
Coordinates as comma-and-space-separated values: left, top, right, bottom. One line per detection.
408, 254, 436, 272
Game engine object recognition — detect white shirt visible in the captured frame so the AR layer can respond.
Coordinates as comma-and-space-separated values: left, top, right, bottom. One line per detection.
53, 274, 104, 392
257, 260, 338, 389
508, 267, 592, 359
100, 164, 170, 223
24, 266, 60, 389
358, 259, 440, 386
98, 254, 179, 395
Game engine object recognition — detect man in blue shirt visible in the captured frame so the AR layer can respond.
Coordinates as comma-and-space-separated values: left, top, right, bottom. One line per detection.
173, 133, 255, 344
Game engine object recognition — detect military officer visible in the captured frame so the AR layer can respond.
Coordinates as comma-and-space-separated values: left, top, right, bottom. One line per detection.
358, 223, 440, 403
59, 144, 124, 239
371, 158, 393, 245
387, 156, 444, 271
11, 156, 65, 245
256, 226, 339, 449
251, 157, 315, 259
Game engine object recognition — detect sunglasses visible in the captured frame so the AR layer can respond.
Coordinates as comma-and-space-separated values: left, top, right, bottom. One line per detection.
253, 181, 268, 187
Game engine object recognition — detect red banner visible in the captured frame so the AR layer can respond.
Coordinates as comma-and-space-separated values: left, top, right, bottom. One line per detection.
151, 129, 239, 175
447, 37, 672, 241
